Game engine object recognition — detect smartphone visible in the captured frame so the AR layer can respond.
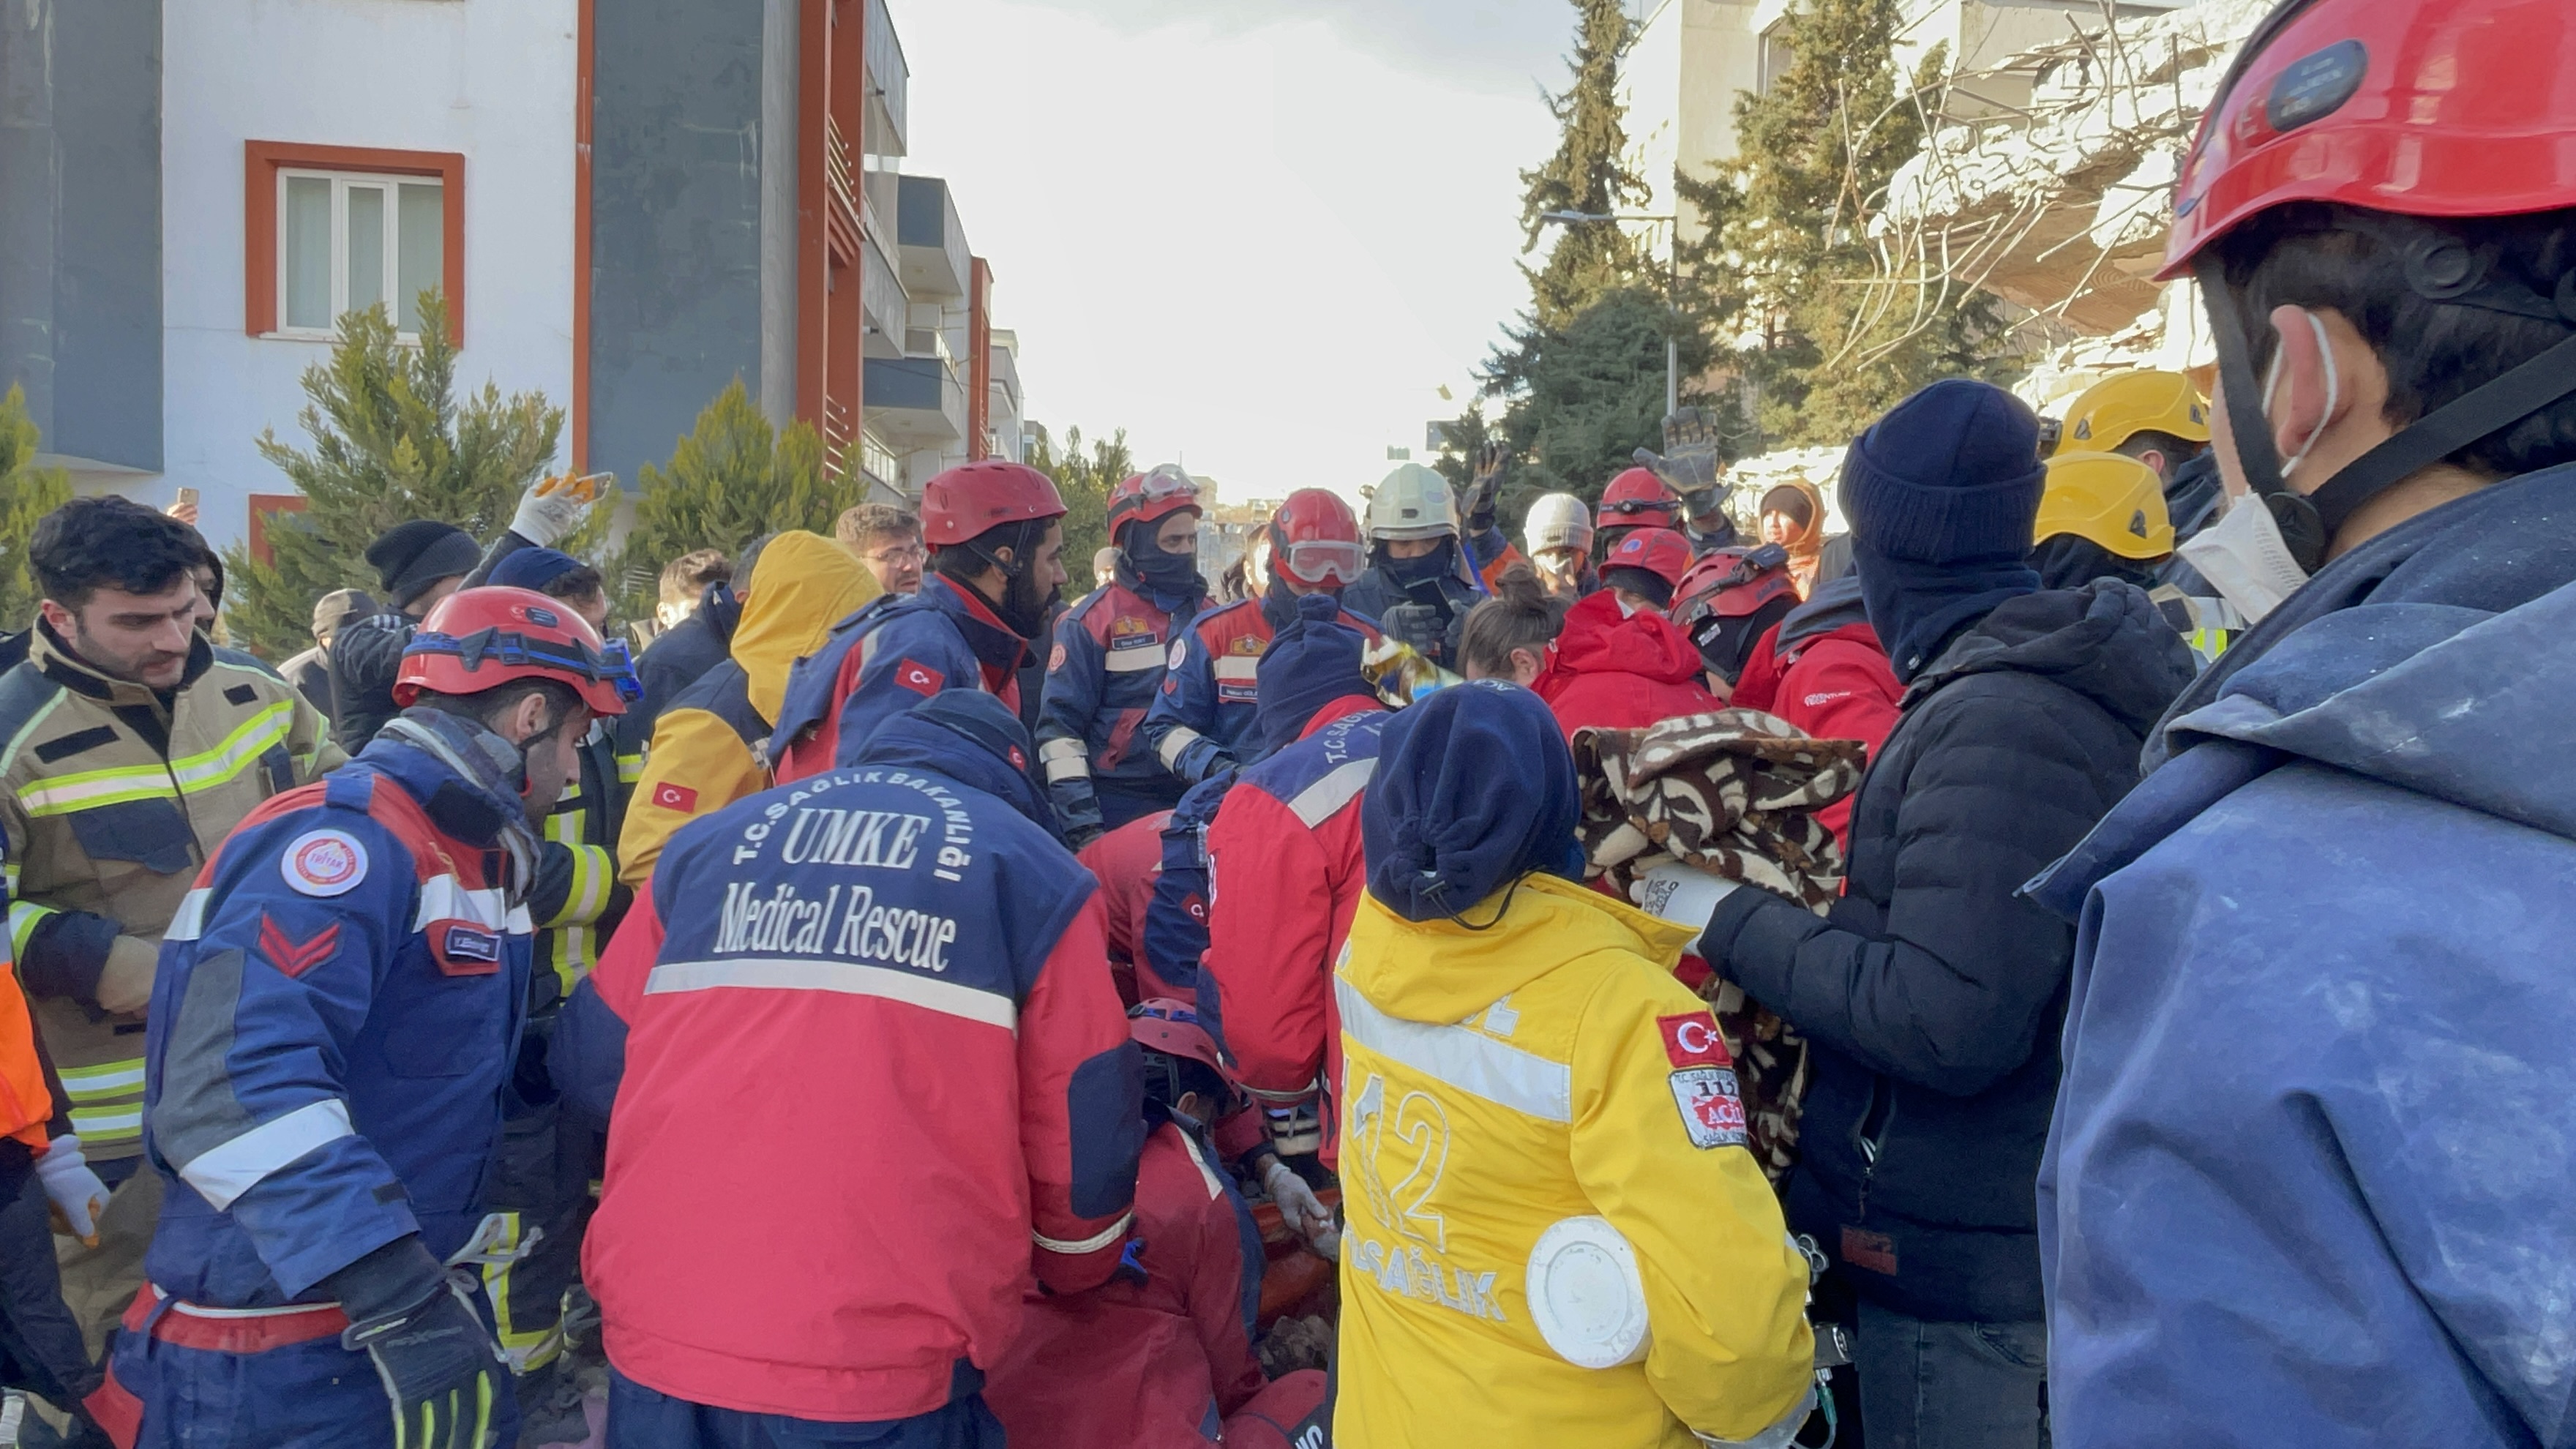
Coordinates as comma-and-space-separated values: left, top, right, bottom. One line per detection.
174, 487, 200, 509
539, 471, 616, 503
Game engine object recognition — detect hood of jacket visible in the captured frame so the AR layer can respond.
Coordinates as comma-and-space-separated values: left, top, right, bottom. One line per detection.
1547, 589, 1707, 688
1906, 578, 2193, 737
1774, 573, 1871, 654
1339, 871, 1696, 1025
734, 531, 880, 722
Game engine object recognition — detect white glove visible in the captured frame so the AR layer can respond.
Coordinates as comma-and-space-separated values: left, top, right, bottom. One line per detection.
1631, 864, 1741, 954
37, 1135, 109, 1246
508, 474, 598, 547
1262, 1158, 1335, 1252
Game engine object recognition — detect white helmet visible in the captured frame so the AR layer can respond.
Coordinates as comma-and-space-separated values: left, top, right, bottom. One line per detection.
1366, 463, 1460, 542
1524, 493, 1593, 556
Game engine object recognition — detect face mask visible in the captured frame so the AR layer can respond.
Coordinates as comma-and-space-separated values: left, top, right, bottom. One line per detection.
2176, 490, 2310, 624
1380, 539, 1457, 588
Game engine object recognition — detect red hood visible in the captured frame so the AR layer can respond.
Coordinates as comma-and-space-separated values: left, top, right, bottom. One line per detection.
1546, 590, 1707, 687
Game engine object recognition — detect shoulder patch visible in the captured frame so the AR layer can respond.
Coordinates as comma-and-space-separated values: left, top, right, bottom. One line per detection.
256, 913, 340, 978
1669, 1067, 1748, 1150
1657, 1011, 1732, 1068
1049, 642, 1068, 673
282, 828, 368, 897
651, 782, 699, 813
1168, 638, 1191, 672
895, 659, 945, 696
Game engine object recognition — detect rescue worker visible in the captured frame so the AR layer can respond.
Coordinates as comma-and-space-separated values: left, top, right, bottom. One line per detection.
2056, 369, 2210, 484
570, 689, 1142, 1445
618, 533, 877, 885
0, 497, 340, 1352
1333, 681, 1814, 1448
611, 547, 743, 790
771, 462, 1070, 781
2029, 3, 2576, 1441
1140, 490, 1379, 790
1532, 528, 1721, 738
984, 1000, 1332, 1449
1754, 478, 1831, 596
115, 585, 637, 1449
1198, 595, 1389, 1168
2029, 452, 2174, 592
1670, 544, 1800, 697
1728, 574, 1901, 851
1636, 406, 1742, 557
1592, 466, 1682, 557
1039, 465, 1214, 845
1076, 813, 1174, 1006
1340, 463, 1483, 670
1522, 493, 1597, 601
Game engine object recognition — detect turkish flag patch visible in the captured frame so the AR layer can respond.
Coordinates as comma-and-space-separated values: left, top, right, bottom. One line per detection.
651, 782, 698, 812
895, 660, 945, 696
1657, 1011, 1734, 1068
256, 914, 340, 978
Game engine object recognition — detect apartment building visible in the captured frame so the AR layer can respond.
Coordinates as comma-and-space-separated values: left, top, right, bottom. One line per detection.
0, 0, 1021, 552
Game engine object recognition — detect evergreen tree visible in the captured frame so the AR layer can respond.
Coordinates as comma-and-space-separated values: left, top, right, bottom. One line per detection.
609, 378, 865, 618
0, 386, 73, 632
1025, 424, 1133, 585
1518, 0, 1651, 329
1484, 288, 1714, 503
225, 295, 561, 660
1704, 0, 2002, 443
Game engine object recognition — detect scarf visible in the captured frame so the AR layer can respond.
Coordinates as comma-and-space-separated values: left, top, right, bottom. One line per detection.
1118, 520, 1209, 609
375, 709, 541, 902
1855, 538, 2039, 684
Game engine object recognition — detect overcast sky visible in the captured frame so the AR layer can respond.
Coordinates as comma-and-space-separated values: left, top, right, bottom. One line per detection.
894, 0, 1575, 503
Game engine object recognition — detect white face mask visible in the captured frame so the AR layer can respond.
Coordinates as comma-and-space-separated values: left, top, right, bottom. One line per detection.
2177, 491, 2310, 624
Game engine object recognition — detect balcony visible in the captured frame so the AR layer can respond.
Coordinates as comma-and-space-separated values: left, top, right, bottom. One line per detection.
896, 175, 968, 301
866, 0, 910, 158
865, 355, 965, 446
861, 228, 906, 358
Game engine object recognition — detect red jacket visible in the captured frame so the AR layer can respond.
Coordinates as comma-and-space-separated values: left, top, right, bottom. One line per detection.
984, 1120, 1283, 1449
1533, 591, 1723, 738
1731, 619, 1901, 849
1198, 697, 1387, 1166
1079, 812, 1172, 1007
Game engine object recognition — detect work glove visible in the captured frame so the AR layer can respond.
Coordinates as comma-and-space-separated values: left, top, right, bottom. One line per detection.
331, 1239, 506, 1449
1461, 440, 1509, 530
1262, 1157, 1335, 1254
37, 1135, 109, 1248
506, 472, 607, 549
1379, 603, 1448, 664
1637, 407, 1730, 526
1632, 863, 1742, 956
1114, 1237, 1150, 1289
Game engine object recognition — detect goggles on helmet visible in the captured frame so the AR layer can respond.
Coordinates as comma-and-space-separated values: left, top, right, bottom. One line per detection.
1600, 497, 1676, 517
405, 625, 645, 705
1130, 1000, 1202, 1027
1278, 539, 1366, 585
1137, 464, 1201, 503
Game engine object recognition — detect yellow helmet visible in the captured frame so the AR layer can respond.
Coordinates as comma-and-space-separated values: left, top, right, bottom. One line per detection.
2037, 452, 2174, 560
2060, 370, 2211, 454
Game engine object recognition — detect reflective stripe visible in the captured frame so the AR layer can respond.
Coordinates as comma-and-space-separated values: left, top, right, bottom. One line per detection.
1287, 758, 1377, 829
414, 875, 511, 933
615, 752, 644, 785
1038, 736, 1090, 784
1156, 726, 1205, 771
1335, 978, 1571, 1123
165, 887, 213, 943
177, 1099, 355, 1212
1212, 657, 1260, 684
58, 1060, 146, 1097
1104, 648, 1165, 674
1033, 1210, 1134, 1257
7, 901, 52, 961
544, 845, 614, 929
69, 1107, 143, 1142
644, 957, 1016, 1030
1038, 737, 1087, 763
18, 702, 294, 817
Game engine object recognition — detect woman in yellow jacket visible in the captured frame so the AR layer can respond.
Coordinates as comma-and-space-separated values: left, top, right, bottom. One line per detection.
1335, 681, 1815, 1448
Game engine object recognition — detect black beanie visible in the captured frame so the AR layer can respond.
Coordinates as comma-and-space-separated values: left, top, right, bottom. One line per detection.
366, 520, 482, 607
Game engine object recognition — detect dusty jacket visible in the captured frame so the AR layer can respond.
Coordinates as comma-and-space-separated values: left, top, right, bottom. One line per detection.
1332, 873, 1813, 1448
1533, 591, 1722, 740
0, 624, 339, 1159
618, 533, 877, 887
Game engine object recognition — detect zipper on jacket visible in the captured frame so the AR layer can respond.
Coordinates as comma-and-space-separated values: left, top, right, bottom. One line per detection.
1852, 1074, 1895, 1221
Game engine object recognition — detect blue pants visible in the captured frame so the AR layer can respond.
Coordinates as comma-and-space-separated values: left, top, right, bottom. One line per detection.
1854, 1300, 2049, 1449
606, 1368, 1004, 1448
111, 1311, 520, 1448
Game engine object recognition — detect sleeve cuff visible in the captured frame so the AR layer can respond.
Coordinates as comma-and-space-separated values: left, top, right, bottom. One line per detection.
320, 1233, 447, 1322
19, 910, 119, 1010
1702, 884, 1806, 996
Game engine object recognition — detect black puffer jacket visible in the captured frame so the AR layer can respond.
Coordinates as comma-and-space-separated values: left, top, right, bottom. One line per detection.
1702, 580, 2194, 1322
611, 580, 741, 763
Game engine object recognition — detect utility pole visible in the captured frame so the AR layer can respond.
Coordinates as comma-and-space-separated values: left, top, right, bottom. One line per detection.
1538, 209, 1681, 419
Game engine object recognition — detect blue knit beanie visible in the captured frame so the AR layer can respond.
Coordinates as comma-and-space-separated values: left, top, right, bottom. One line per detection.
488, 547, 585, 594
1840, 379, 2048, 564
1363, 681, 1581, 924
1255, 593, 1372, 755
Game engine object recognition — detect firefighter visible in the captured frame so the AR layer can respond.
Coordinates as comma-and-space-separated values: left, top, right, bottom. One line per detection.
1592, 467, 1683, 557
1038, 465, 1214, 846
1139, 490, 1379, 790
1340, 463, 1484, 670
110, 585, 637, 1448
770, 462, 1070, 782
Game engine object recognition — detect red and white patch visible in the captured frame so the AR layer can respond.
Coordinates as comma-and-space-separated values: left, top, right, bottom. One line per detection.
1657, 1011, 1733, 1068
1167, 639, 1191, 672
280, 829, 367, 897
896, 660, 946, 696
1669, 1066, 1748, 1150
652, 782, 699, 812
1048, 642, 1068, 672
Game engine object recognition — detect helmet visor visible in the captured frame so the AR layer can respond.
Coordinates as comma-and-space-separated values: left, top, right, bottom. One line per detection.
1139, 465, 1202, 503
1278, 539, 1365, 585
1600, 497, 1674, 517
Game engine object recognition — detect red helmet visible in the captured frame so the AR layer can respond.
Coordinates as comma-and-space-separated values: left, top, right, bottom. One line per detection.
2162, 0, 2576, 280
1599, 527, 1694, 588
1130, 998, 1239, 1099
1674, 544, 1797, 624
1107, 464, 1204, 533
1596, 468, 1680, 529
1267, 488, 1365, 588
919, 460, 1068, 549
395, 586, 639, 716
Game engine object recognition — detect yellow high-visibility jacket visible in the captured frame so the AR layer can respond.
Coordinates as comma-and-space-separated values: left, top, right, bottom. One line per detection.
1333, 872, 1813, 1448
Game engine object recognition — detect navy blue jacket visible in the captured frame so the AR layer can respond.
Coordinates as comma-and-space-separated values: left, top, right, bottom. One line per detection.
771, 576, 1031, 780
1037, 577, 1209, 836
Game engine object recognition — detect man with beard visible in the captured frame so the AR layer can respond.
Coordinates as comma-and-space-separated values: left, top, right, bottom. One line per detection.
1341, 463, 1483, 670
771, 461, 1071, 782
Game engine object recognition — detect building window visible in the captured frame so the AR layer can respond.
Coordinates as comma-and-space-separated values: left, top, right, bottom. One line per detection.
245, 142, 465, 342
1759, 26, 1796, 94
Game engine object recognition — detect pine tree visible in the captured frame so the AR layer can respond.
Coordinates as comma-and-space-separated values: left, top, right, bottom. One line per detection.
1518, 0, 1651, 330
608, 379, 866, 617
1710, 0, 2002, 444
0, 386, 73, 632
224, 295, 562, 660
1484, 288, 1713, 503
1025, 424, 1133, 583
